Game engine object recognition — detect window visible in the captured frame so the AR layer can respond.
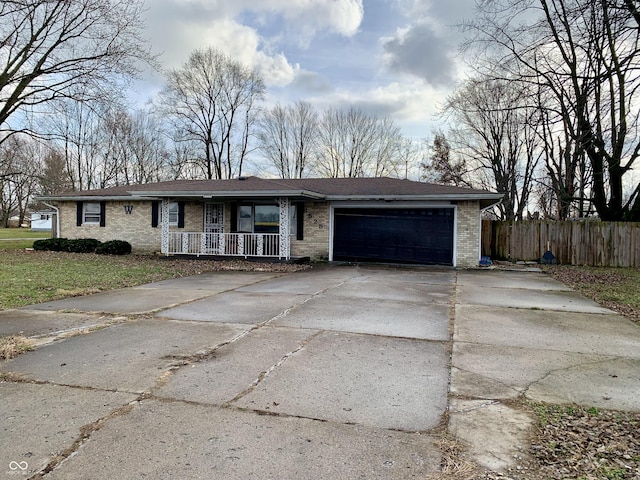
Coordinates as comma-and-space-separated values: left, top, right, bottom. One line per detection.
83, 203, 101, 224
254, 205, 279, 233
238, 205, 253, 232
160, 202, 179, 226
237, 204, 297, 236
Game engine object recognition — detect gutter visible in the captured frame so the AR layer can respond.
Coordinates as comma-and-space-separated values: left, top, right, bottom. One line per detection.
42, 202, 60, 239
326, 193, 504, 202
36, 195, 155, 202
129, 189, 327, 200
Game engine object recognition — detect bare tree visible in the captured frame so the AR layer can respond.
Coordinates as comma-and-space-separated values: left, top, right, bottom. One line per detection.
99, 107, 169, 185
257, 101, 318, 179
0, 135, 41, 226
314, 107, 404, 178
465, 0, 640, 220
45, 97, 104, 191
158, 47, 265, 180
444, 77, 540, 220
422, 131, 470, 187
0, 0, 153, 143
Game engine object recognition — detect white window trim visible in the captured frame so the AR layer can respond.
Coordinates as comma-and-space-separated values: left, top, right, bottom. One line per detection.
83, 202, 101, 225
160, 202, 179, 226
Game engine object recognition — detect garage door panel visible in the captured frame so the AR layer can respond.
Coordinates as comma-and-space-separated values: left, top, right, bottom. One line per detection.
333, 208, 454, 265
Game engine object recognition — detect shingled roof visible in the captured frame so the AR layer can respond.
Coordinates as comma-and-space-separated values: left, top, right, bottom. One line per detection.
39, 176, 502, 207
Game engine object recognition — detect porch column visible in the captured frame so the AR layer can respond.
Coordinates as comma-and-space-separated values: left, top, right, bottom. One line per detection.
278, 197, 291, 259
161, 198, 170, 255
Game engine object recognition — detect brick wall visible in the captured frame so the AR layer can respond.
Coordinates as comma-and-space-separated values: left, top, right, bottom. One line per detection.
58, 200, 203, 254
455, 201, 481, 267
291, 202, 330, 260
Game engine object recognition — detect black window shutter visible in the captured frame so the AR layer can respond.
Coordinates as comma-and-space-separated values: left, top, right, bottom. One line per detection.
230, 202, 238, 233
178, 202, 185, 228
151, 201, 159, 228
76, 202, 83, 226
296, 202, 304, 240
99, 201, 106, 227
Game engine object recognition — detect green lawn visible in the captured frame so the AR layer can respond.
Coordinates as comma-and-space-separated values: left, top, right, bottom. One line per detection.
0, 251, 208, 309
0, 229, 51, 239
0, 250, 304, 309
0, 228, 50, 250
544, 265, 640, 323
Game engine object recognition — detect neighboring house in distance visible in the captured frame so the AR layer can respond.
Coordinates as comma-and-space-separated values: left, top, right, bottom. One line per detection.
37, 177, 502, 267
30, 210, 54, 231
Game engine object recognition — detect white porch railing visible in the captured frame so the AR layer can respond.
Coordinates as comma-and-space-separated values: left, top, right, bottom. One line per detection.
167, 232, 284, 258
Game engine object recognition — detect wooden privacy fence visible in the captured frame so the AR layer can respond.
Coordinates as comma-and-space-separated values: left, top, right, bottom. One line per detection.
482, 220, 640, 267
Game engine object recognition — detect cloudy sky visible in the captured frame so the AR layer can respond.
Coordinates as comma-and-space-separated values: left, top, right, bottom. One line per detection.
133, 0, 474, 140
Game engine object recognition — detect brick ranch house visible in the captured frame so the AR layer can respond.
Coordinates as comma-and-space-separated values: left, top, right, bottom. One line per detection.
38, 176, 502, 267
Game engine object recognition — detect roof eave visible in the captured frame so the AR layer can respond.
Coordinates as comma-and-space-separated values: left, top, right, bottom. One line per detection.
129, 190, 326, 200
326, 193, 504, 202
36, 195, 155, 202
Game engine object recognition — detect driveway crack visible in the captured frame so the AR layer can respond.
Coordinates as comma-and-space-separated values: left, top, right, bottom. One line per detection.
29, 399, 141, 479
224, 330, 323, 405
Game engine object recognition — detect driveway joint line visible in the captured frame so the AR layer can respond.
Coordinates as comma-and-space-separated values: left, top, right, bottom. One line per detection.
224, 330, 324, 405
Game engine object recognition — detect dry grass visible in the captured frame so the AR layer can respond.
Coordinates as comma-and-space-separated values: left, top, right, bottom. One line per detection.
0, 335, 35, 359
426, 435, 479, 480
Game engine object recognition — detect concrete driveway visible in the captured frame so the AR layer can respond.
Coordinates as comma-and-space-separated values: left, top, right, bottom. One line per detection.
1, 265, 639, 478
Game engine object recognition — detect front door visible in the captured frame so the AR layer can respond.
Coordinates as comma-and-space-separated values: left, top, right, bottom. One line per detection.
204, 203, 224, 252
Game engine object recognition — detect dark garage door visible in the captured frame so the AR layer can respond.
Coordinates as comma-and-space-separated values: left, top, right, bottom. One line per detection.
333, 208, 454, 265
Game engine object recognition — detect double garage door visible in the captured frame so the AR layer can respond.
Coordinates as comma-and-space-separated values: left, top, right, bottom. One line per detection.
333, 208, 454, 265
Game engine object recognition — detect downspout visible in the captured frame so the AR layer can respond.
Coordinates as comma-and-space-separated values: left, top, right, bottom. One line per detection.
43, 202, 60, 238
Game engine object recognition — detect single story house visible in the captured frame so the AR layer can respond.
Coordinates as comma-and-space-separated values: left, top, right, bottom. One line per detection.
37, 176, 502, 267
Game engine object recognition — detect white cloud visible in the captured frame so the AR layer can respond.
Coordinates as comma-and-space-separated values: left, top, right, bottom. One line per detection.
382, 21, 459, 87
255, 52, 299, 87
238, 0, 363, 37
302, 79, 446, 133
145, 0, 364, 87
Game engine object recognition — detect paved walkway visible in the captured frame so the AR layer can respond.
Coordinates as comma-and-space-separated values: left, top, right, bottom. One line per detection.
0, 265, 639, 478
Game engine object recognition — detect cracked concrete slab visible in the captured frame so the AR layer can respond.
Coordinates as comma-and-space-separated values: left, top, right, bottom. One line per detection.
140, 271, 282, 290
450, 268, 640, 474
449, 400, 533, 471
235, 267, 358, 294
356, 265, 457, 285
157, 326, 317, 405
274, 294, 450, 340
0, 319, 247, 393
451, 342, 613, 398
0, 309, 117, 338
457, 270, 572, 291
0, 382, 136, 477
25, 271, 282, 315
455, 305, 640, 357
4, 263, 639, 478
457, 283, 613, 313
234, 331, 449, 431
45, 400, 440, 480
28, 288, 217, 315
526, 357, 640, 411
325, 275, 453, 304
157, 291, 308, 324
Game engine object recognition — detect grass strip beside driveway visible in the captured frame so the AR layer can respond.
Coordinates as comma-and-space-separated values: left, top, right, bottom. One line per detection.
544, 265, 640, 323
0, 251, 182, 309
0, 250, 309, 309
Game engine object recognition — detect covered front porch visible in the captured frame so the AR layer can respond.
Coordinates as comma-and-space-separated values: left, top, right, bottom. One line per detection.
159, 197, 293, 259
